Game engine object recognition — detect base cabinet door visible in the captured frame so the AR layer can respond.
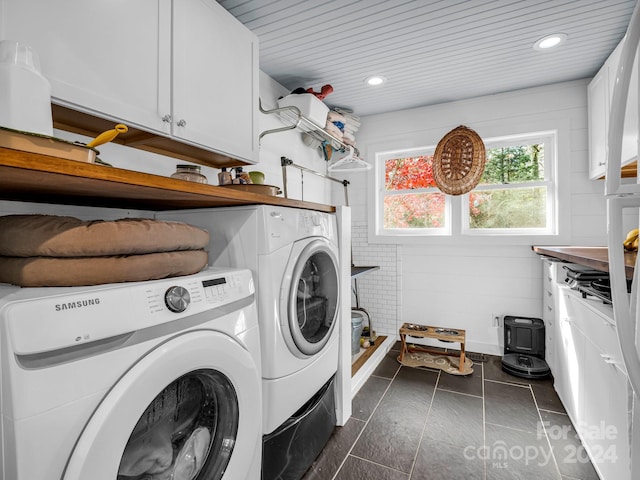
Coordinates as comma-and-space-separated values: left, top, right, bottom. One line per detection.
555, 290, 586, 420
582, 342, 630, 480
564, 291, 630, 480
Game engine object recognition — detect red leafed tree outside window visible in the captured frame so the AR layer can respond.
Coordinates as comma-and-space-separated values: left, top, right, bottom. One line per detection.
384, 155, 445, 229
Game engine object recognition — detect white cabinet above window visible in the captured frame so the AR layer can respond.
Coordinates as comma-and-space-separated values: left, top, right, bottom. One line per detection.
588, 38, 638, 180
0, 0, 258, 166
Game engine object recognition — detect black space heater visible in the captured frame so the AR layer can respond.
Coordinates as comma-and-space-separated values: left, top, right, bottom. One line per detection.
501, 315, 550, 379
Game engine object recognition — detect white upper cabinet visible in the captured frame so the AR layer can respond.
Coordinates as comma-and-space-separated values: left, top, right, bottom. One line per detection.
172, 0, 258, 163
0, 0, 171, 133
0, 0, 258, 164
588, 38, 638, 180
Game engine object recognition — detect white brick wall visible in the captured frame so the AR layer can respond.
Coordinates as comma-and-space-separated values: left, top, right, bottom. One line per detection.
351, 222, 399, 336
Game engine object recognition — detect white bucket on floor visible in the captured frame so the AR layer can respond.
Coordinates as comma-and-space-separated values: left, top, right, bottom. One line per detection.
351, 312, 364, 355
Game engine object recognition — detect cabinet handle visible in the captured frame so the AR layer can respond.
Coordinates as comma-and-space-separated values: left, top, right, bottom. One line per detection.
598, 162, 605, 166
547, 276, 553, 282
547, 291, 553, 296
177, 119, 187, 127
547, 305, 553, 311
162, 114, 172, 123
600, 354, 617, 364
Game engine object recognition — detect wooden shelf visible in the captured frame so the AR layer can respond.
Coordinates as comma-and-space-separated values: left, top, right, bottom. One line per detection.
0, 147, 335, 212
351, 266, 379, 279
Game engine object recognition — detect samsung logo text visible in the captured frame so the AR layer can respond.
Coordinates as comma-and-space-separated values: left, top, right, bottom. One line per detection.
55, 298, 101, 311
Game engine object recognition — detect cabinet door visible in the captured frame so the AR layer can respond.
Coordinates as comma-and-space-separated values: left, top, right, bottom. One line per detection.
555, 289, 586, 420
620, 47, 638, 166
582, 341, 630, 480
0, 0, 171, 134
172, 0, 259, 164
588, 67, 609, 179
588, 38, 638, 180
564, 291, 630, 480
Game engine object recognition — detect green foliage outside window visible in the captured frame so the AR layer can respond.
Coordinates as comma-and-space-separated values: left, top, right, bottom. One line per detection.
480, 145, 544, 184
470, 144, 546, 229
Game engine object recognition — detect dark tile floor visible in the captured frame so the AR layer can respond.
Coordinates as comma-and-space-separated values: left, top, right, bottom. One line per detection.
302, 342, 600, 480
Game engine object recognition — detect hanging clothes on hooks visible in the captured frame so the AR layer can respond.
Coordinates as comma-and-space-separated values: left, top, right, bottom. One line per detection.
327, 145, 371, 172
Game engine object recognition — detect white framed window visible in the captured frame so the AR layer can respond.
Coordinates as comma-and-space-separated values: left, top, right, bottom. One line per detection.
373, 130, 558, 240
463, 131, 556, 235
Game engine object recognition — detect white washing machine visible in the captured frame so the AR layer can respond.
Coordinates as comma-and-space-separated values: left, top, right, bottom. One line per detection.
157, 205, 341, 435
0, 267, 262, 480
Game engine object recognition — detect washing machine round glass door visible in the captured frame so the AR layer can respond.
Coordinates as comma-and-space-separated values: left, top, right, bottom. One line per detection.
61, 331, 260, 480
286, 238, 339, 356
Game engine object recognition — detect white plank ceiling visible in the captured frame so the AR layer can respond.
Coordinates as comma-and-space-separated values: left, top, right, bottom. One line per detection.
218, 0, 637, 116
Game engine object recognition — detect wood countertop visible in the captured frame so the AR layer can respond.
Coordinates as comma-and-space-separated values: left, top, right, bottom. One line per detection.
0, 147, 335, 212
532, 245, 636, 279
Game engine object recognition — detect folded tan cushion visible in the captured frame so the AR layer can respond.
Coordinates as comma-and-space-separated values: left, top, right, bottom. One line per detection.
0, 250, 208, 287
0, 215, 209, 257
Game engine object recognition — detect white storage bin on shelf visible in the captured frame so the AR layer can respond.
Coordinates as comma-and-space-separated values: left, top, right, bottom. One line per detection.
277, 93, 329, 127
0, 40, 53, 136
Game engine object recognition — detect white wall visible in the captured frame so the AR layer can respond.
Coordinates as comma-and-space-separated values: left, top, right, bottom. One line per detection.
336, 79, 606, 355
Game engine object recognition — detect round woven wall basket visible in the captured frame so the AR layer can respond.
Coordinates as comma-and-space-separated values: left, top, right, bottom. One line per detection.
433, 125, 486, 195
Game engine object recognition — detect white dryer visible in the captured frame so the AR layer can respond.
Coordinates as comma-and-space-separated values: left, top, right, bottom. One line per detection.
158, 205, 341, 435
0, 267, 262, 480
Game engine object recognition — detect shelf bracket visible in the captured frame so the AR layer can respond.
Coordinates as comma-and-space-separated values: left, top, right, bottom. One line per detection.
258, 98, 303, 141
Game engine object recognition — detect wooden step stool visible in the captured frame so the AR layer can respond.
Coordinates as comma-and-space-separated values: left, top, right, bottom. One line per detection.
398, 323, 467, 373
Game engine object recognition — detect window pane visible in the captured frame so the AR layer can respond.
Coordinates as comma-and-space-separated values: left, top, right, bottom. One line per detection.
480, 144, 544, 185
469, 187, 547, 229
385, 155, 436, 191
384, 192, 445, 228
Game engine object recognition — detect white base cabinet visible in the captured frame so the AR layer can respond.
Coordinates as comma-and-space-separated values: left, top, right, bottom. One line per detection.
541, 256, 631, 480
541, 259, 557, 372
0, 0, 258, 164
563, 290, 630, 480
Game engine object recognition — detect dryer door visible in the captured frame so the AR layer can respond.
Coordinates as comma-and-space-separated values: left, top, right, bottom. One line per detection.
62, 331, 260, 480
284, 238, 339, 356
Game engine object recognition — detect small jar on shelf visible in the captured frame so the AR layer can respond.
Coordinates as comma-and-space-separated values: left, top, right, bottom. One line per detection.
170, 164, 208, 184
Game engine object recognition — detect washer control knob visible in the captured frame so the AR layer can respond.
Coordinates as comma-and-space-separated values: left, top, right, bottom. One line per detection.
311, 213, 322, 226
165, 286, 190, 313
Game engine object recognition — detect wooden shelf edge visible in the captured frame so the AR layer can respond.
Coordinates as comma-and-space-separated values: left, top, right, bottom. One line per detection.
532, 245, 635, 280
0, 147, 336, 213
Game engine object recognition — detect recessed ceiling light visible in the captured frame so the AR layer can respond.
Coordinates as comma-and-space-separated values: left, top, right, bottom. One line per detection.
533, 33, 567, 51
365, 75, 386, 86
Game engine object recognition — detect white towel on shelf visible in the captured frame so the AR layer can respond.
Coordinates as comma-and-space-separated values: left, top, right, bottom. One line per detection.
324, 122, 344, 140
327, 111, 347, 124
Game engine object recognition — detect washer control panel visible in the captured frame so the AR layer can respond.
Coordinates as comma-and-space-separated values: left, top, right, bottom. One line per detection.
5, 268, 254, 355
